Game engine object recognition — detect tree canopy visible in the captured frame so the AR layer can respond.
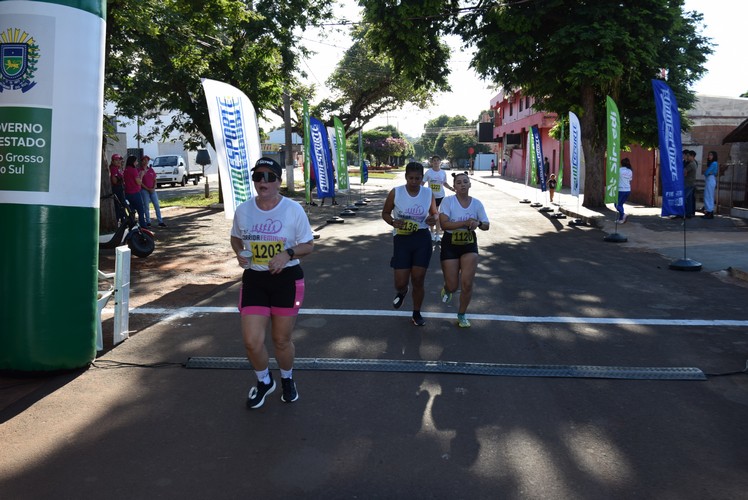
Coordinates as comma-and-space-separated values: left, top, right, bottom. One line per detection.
444, 134, 490, 164
360, 0, 713, 207
359, 0, 455, 92
415, 114, 476, 160
105, 0, 332, 149
313, 26, 445, 137
355, 125, 413, 165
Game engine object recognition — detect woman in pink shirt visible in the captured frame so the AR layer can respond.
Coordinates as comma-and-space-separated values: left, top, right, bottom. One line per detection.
139, 155, 166, 227
123, 155, 147, 227
108, 153, 126, 220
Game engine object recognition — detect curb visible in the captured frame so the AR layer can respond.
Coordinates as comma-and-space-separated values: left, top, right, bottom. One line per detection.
728, 267, 748, 282
559, 207, 603, 228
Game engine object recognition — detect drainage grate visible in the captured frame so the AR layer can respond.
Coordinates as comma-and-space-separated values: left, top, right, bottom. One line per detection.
184, 357, 706, 381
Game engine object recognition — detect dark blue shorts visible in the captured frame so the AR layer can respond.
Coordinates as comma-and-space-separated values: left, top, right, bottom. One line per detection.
390, 229, 433, 269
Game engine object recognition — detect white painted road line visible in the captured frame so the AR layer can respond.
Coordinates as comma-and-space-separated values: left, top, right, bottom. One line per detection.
103, 306, 748, 327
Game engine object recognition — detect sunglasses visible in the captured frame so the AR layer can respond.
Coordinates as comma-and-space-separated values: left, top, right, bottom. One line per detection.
251, 171, 279, 182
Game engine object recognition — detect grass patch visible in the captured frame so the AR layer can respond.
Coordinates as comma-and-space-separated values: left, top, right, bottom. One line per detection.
368, 171, 398, 179
160, 192, 220, 208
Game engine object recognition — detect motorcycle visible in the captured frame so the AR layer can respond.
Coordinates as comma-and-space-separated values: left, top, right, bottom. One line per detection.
100, 193, 156, 258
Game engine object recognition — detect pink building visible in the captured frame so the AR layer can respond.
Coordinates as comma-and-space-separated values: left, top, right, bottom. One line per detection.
490, 89, 660, 202
489, 89, 559, 182
489, 90, 748, 211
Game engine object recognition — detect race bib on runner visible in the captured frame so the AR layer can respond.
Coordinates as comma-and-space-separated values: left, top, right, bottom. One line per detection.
451, 230, 474, 245
429, 182, 441, 192
250, 241, 284, 265
396, 219, 419, 235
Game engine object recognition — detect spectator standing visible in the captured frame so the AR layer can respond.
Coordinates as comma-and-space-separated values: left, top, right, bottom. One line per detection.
702, 150, 718, 219
615, 158, 633, 223
382, 161, 438, 326
683, 150, 697, 218
109, 153, 126, 221
140, 155, 166, 227
319, 176, 339, 206
123, 155, 146, 227
490, 159, 496, 176
306, 166, 318, 206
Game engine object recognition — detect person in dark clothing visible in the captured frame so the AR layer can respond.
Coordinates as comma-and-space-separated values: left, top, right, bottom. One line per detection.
683, 150, 697, 217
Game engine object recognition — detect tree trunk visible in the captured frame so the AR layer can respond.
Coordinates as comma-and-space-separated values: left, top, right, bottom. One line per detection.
580, 85, 605, 208
99, 159, 117, 233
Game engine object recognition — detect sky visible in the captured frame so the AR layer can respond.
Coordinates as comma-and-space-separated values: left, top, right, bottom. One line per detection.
265, 0, 747, 138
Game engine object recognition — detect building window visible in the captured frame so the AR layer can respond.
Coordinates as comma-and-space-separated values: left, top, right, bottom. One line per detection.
519, 97, 523, 112
509, 103, 513, 116
526, 96, 531, 110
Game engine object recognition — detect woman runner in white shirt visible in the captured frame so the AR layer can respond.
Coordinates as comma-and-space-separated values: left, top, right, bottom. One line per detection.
422, 155, 454, 241
438, 171, 490, 328
230, 157, 314, 409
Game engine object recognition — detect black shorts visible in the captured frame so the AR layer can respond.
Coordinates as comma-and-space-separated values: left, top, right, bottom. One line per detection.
390, 229, 433, 269
440, 231, 479, 260
239, 265, 305, 317
435, 197, 444, 207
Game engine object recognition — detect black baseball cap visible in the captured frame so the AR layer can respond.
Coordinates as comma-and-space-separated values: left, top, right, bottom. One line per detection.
252, 157, 282, 177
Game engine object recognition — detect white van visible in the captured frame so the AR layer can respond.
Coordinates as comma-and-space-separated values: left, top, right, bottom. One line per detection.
152, 154, 202, 187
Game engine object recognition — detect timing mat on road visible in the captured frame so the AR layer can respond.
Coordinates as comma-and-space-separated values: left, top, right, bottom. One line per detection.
120, 306, 748, 327
184, 356, 706, 380
120, 306, 715, 380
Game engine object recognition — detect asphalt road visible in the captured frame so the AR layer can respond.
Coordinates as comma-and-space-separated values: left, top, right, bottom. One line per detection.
1, 173, 747, 499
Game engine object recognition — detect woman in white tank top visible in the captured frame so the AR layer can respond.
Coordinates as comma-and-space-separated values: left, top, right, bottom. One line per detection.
381, 162, 438, 326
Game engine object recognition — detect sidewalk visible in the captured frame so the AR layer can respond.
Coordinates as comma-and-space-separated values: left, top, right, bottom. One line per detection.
476, 172, 748, 278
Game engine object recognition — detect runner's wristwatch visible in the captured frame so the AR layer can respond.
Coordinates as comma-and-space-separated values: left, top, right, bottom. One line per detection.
286, 248, 295, 259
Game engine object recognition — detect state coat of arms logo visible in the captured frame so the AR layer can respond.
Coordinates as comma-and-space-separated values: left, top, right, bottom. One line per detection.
1, 28, 39, 93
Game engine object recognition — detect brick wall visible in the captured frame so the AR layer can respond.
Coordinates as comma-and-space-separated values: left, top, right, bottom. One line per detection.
689, 125, 734, 172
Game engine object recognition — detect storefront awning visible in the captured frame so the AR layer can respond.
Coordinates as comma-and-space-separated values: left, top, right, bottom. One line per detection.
723, 117, 748, 144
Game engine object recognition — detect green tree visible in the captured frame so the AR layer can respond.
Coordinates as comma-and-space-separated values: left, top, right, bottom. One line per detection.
416, 115, 450, 157
358, 126, 411, 166
444, 134, 490, 164
413, 141, 429, 162
313, 26, 445, 137
359, 0, 455, 91
416, 114, 474, 159
105, 0, 332, 150
361, 0, 712, 208
462, 1, 712, 206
